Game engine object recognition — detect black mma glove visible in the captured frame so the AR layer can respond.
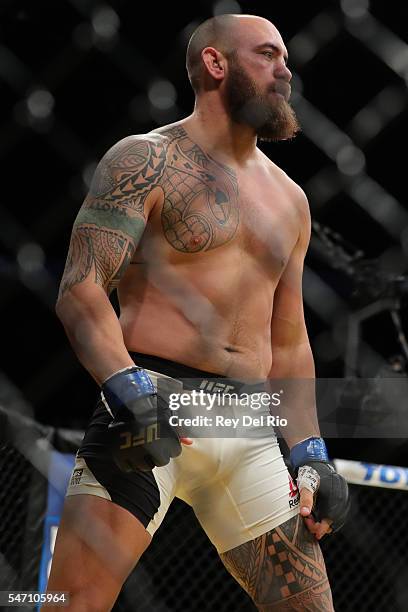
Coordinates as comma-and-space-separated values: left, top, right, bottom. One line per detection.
102, 366, 182, 472
290, 437, 350, 533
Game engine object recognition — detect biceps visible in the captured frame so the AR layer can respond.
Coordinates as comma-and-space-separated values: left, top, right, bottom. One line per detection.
59, 216, 144, 298
271, 273, 307, 347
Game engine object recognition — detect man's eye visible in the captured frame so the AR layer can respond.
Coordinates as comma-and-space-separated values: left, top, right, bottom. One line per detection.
263, 51, 273, 59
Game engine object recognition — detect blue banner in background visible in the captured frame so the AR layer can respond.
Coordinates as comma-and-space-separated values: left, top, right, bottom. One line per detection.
37, 451, 75, 605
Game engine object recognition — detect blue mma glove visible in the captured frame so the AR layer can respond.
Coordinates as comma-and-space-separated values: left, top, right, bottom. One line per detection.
290, 437, 350, 532
102, 367, 181, 472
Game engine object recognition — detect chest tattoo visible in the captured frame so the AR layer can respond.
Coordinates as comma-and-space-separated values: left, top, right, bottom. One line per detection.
159, 126, 239, 253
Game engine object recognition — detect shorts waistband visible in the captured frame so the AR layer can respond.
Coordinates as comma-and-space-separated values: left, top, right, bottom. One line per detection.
129, 352, 265, 395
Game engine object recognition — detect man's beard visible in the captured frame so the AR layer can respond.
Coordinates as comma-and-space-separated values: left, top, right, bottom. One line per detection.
225, 56, 300, 142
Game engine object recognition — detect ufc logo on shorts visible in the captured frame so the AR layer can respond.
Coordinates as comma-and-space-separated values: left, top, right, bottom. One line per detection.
119, 424, 159, 449
199, 380, 236, 393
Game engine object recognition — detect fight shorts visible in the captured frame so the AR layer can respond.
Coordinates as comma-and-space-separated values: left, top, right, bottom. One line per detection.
66, 353, 300, 553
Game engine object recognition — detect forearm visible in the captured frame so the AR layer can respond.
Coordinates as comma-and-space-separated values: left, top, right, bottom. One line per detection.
268, 341, 320, 449
56, 283, 134, 385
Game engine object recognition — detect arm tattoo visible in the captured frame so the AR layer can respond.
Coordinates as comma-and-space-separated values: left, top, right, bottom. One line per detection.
59, 228, 135, 296
59, 126, 240, 295
59, 136, 166, 297
220, 514, 334, 611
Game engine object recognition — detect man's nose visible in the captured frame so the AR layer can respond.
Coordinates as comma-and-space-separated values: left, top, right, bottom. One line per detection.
274, 62, 292, 82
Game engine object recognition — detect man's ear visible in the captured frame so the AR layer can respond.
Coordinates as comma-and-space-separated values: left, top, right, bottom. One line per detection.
201, 47, 225, 82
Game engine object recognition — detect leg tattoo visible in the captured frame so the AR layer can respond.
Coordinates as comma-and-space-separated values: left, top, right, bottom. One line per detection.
220, 515, 334, 611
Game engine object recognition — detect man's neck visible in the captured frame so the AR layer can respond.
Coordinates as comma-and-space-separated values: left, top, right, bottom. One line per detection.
183, 96, 258, 165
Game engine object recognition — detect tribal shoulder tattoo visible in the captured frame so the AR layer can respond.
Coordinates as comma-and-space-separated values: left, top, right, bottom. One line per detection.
58, 126, 239, 296
59, 135, 166, 297
220, 514, 334, 611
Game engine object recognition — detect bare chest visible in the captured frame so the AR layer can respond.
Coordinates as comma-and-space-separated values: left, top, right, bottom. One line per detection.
236, 178, 300, 272
159, 137, 240, 254
156, 140, 299, 271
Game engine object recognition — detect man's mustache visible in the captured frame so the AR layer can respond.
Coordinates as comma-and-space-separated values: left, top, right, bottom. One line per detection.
270, 81, 291, 101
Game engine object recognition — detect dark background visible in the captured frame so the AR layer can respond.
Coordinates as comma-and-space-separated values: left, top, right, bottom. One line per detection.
1, 2, 408, 611
1, 0, 407, 465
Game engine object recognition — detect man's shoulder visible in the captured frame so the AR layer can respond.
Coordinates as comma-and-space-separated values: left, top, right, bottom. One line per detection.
148, 119, 188, 141
88, 131, 176, 200
103, 131, 168, 157
257, 148, 309, 211
102, 121, 188, 162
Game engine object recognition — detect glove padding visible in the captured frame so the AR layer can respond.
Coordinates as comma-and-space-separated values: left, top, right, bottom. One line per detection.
304, 461, 351, 533
102, 368, 182, 472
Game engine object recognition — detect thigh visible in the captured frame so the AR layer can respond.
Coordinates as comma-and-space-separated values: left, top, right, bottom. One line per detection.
46, 413, 178, 611
190, 437, 299, 554
66, 396, 179, 538
46, 494, 151, 612
220, 514, 334, 611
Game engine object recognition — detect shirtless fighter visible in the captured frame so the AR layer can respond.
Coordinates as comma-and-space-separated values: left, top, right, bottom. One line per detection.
47, 14, 349, 611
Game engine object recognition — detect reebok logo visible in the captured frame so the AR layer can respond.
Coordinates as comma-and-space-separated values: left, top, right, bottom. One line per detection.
70, 468, 83, 486
288, 474, 300, 508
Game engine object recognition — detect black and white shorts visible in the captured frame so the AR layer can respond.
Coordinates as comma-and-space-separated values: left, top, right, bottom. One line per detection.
66, 354, 300, 554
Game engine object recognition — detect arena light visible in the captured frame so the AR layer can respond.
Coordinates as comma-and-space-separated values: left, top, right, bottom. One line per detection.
17, 242, 45, 274
26, 89, 54, 120
91, 6, 120, 40
336, 144, 366, 176
148, 79, 177, 111
340, 0, 369, 19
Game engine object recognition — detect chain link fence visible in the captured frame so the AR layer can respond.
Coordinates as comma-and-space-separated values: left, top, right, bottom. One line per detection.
0, 445, 32, 591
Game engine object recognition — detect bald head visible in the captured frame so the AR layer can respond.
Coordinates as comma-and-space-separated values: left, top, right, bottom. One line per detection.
186, 14, 234, 93
186, 15, 284, 94
186, 15, 297, 141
